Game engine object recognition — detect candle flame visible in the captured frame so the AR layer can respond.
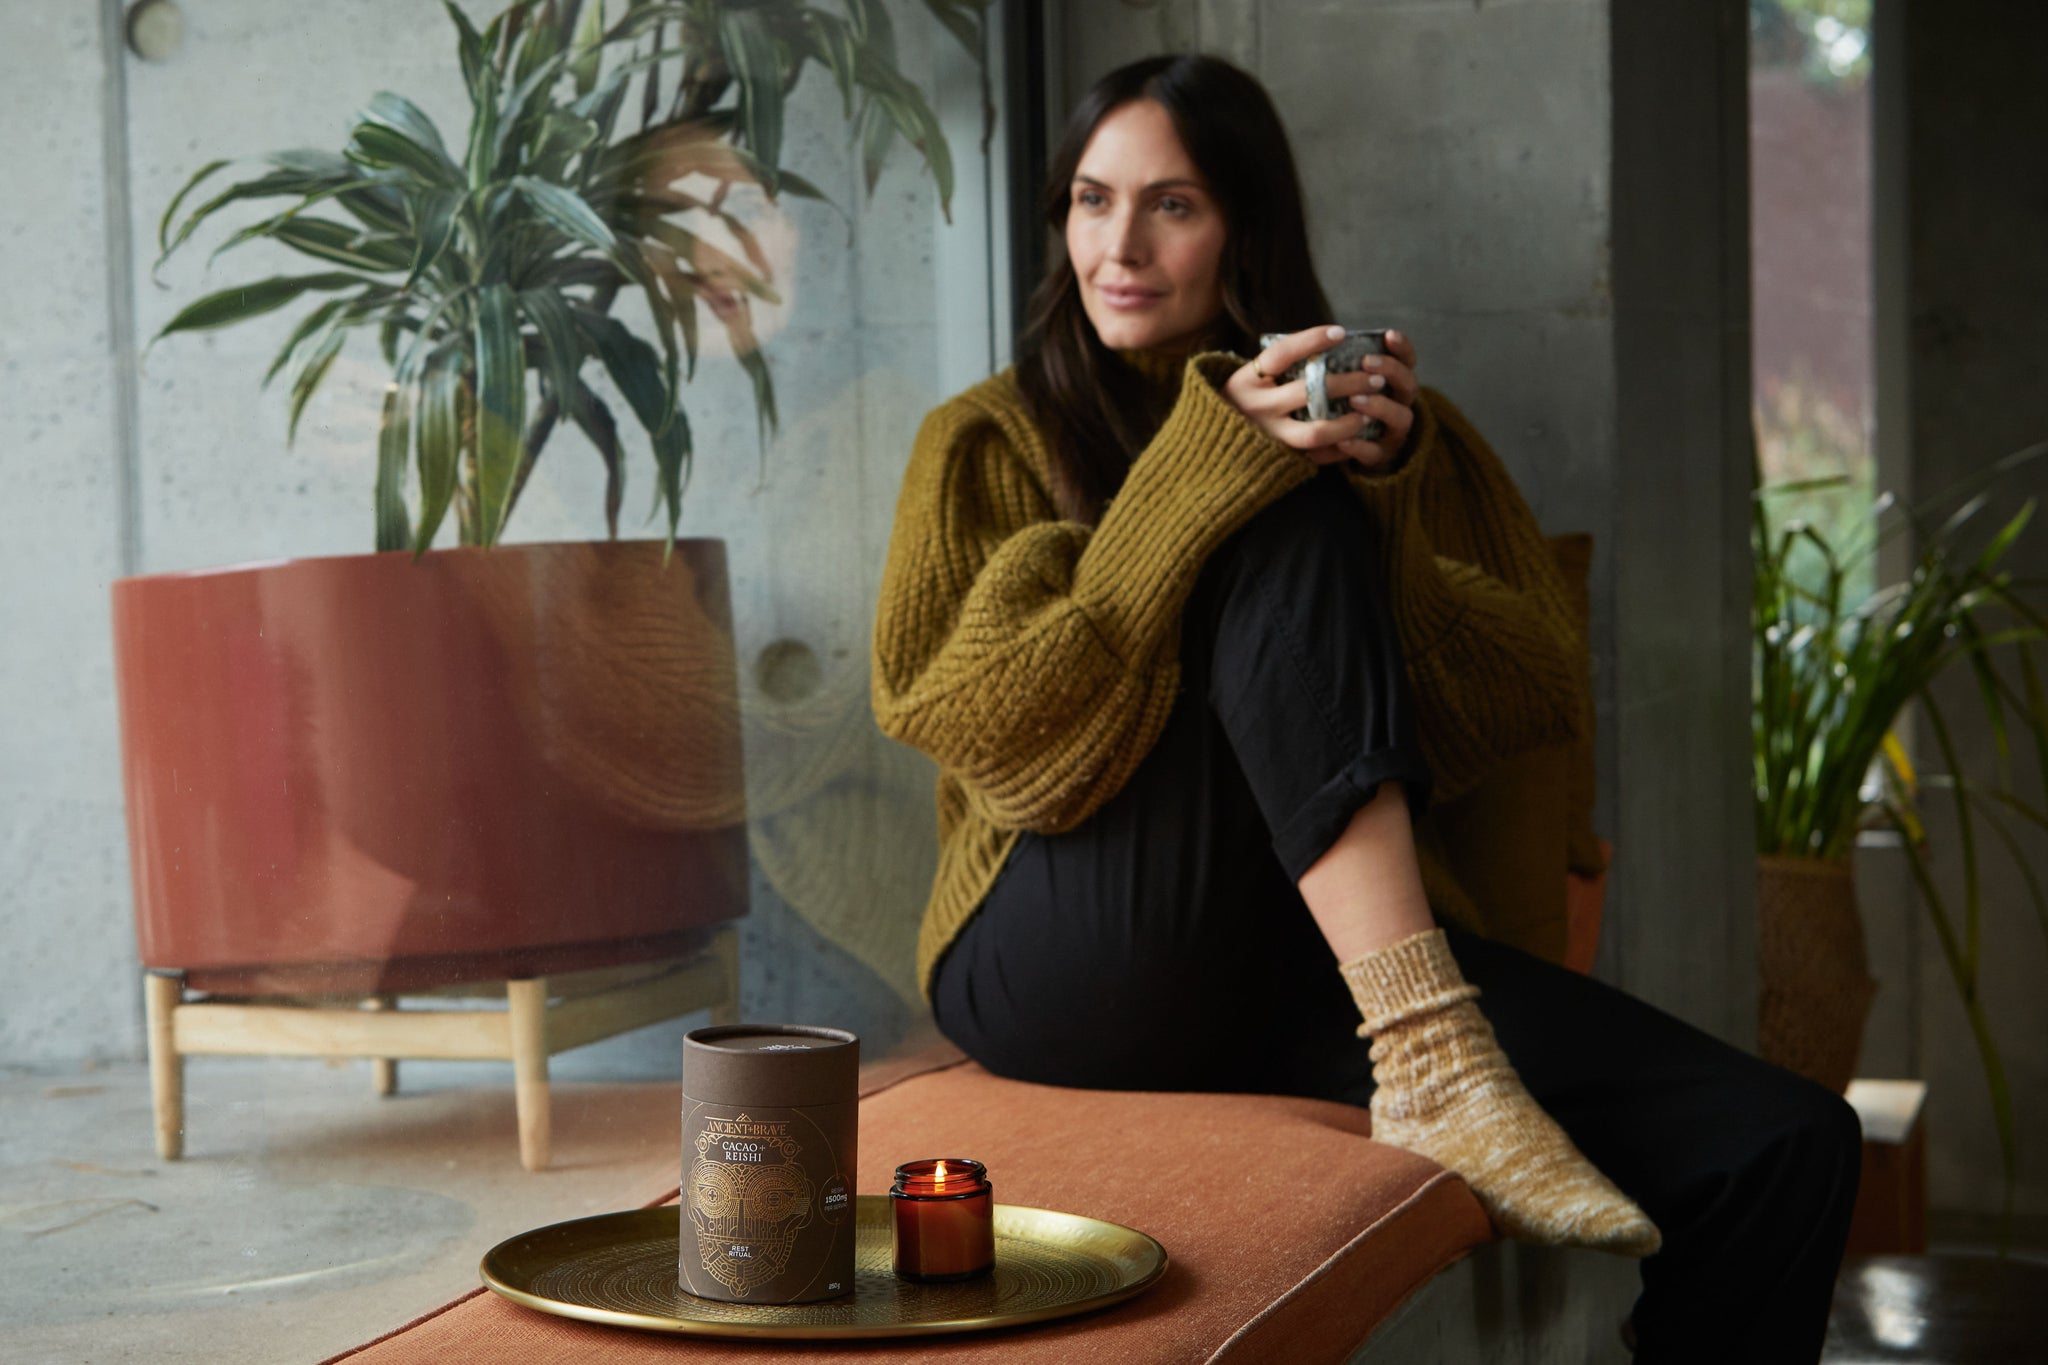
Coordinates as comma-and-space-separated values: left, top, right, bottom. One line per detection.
934, 1161, 950, 1182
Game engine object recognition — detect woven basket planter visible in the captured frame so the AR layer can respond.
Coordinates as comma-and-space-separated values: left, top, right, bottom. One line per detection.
1757, 855, 1879, 1093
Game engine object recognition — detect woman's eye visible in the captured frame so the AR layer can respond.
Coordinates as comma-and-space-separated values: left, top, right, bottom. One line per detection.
1157, 198, 1190, 217
1075, 188, 1105, 208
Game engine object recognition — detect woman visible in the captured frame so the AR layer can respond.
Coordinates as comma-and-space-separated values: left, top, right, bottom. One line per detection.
873, 54, 1859, 1362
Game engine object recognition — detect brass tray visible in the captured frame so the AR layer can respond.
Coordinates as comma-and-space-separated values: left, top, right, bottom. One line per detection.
480, 1195, 1169, 1340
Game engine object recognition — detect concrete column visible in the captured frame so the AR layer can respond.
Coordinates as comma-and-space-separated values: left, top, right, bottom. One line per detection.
1048, 0, 1757, 1041
0, 1, 142, 1065
1885, 0, 2048, 1221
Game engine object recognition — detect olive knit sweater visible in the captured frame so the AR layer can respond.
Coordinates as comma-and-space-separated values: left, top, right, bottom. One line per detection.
873, 349, 1605, 1001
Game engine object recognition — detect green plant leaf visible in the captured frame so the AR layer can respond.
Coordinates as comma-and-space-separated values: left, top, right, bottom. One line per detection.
468, 74, 502, 193
527, 110, 601, 177
472, 282, 527, 546
737, 334, 776, 462
856, 98, 895, 198
518, 284, 585, 410
395, 289, 467, 386
572, 304, 666, 434
572, 304, 687, 539
1893, 822, 2019, 1223
853, 48, 955, 219
409, 188, 463, 288
334, 180, 413, 235
804, 12, 859, 119
363, 92, 456, 164
720, 5, 785, 192
262, 295, 351, 388
511, 173, 618, 252
920, 0, 985, 60
287, 326, 346, 446
568, 380, 623, 538
445, 0, 490, 99
845, 0, 896, 54
244, 216, 411, 272
348, 123, 462, 186
413, 349, 463, 552
157, 167, 351, 274
511, 2, 565, 89
568, 0, 606, 95
375, 384, 414, 552
158, 158, 231, 258
773, 167, 831, 204
154, 273, 368, 341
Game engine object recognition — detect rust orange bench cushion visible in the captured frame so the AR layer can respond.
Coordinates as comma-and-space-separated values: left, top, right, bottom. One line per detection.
326, 1054, 1493, 1364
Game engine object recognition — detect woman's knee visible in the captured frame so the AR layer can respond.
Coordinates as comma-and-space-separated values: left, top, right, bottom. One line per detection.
1188, 466, 1392, 662
1779, 1076, 1864, 1195
1730, 1067, 1865, 1222
1216, 466, 1376, 574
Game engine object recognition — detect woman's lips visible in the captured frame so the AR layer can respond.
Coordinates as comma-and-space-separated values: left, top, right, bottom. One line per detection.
1096, 284, 1163, 310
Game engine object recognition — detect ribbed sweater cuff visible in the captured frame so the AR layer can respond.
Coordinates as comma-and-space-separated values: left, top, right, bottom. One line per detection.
1338, 927, 1481, 1037
1344, 388, 1467, 659
1077, 351, 1315, 661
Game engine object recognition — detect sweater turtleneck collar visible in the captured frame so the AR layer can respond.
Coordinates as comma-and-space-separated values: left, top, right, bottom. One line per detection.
1112, 324, 1235, 392
1114, 344, 1191, 388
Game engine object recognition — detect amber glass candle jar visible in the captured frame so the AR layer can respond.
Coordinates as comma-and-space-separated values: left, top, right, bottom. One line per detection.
891, 1158, 994, 1282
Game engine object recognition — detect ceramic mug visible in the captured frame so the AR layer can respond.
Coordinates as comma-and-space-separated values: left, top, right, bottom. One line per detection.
1258, 328, 1389, 441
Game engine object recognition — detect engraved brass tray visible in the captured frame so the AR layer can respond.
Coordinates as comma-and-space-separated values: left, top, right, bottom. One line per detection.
480, 1195, 1168, 1339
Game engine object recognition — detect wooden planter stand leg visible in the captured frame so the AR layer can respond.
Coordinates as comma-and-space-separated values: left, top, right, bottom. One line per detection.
507, 978, 551, 1172
363, 996, 398, 1096
144, 971, 185, 1160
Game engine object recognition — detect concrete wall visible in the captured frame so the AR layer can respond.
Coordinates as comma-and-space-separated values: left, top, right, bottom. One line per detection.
1, 0, 1002, 1069
1868, 0, 2048, 1222
1051, 0, 1757, 1042
0, 2, 137, 1070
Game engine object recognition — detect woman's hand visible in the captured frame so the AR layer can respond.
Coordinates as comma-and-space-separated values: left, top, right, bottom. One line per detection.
1225, 325, 1421, 471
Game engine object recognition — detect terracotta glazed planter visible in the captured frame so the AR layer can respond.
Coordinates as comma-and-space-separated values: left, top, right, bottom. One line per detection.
1757, 855, 1879, 1094
111, 540, 748, 996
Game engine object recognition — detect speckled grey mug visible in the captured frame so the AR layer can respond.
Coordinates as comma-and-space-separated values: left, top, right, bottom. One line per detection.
1258, 328, 1389, 441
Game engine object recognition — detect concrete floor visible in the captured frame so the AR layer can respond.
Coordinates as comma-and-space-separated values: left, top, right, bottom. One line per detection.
0, 1056, 685, 1365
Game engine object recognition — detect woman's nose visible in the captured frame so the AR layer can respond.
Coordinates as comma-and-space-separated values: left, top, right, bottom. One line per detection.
1107, 209, 1147, 264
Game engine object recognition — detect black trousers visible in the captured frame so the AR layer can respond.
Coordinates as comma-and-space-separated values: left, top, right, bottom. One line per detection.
931, 468, 1862, 1364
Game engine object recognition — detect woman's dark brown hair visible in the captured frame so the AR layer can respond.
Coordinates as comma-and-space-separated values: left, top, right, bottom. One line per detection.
1016, 54, 1335, 524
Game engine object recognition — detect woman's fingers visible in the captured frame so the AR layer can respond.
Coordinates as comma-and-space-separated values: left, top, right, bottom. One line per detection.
1251, 323, 1348, 383
1307, 433, 1397, 469
1351, 355, 1417, 405
1283, 410, 1369, 450
1385, 329, 1419, 374
1230, 325, 1417, 459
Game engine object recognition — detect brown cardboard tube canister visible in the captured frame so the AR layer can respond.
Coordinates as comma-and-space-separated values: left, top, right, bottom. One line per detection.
679, 1024, 859, 1303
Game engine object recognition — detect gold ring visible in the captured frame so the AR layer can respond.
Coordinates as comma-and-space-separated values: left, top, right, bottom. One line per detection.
1252, 359, 1269, 382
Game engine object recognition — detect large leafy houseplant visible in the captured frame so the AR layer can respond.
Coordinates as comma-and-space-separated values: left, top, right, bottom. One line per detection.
152, 0, 985, 550
1753, 442, 2048, 1219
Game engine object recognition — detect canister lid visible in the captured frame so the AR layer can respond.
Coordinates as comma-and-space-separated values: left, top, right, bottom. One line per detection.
682, 1024, 860, 1108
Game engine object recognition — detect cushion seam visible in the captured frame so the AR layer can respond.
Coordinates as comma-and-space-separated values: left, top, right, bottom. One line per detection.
1203, 1168, 1487, 1364
312, 1287, 490, 1365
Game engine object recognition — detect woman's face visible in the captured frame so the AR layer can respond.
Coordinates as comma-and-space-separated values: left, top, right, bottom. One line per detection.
1065, 98, 1227, 355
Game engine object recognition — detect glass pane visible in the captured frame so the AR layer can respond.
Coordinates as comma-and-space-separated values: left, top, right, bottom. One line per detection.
1750, 0, 1876, 599
5, 3, 1006, 1357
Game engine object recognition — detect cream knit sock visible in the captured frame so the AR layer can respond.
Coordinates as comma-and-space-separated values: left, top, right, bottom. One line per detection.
1340, 929, 1662, 1257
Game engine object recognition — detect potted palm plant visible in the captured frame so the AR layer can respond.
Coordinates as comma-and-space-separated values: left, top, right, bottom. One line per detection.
115, 1, 980, 1014
1753, 439, 2048, 1214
